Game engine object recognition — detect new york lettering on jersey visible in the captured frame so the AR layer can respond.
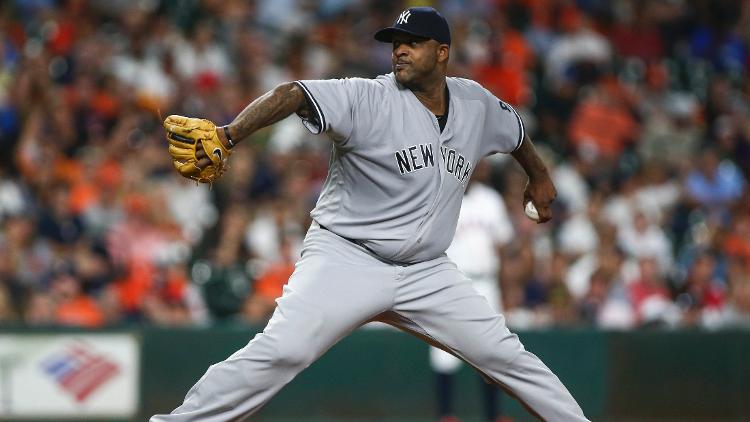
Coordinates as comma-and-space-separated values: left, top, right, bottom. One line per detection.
393, 143, 472, 186
293, 73, 524, 263
394, 143, 435, 174
440, 145, 472, 184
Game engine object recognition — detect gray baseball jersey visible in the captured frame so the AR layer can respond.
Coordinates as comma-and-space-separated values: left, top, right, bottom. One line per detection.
152, 73, 588, 422
295, 73, 524, 263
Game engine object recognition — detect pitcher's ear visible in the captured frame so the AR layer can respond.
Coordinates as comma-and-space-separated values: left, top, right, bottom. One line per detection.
438, 44, 450, 62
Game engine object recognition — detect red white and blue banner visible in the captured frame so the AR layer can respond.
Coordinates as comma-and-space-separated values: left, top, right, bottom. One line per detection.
0, 334, 139, 418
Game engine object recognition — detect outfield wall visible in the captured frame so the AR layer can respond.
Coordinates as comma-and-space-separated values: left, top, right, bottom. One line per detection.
1, 326, 748, 421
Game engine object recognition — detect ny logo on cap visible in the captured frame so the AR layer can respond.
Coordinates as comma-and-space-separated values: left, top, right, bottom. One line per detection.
396, 10, 411, 25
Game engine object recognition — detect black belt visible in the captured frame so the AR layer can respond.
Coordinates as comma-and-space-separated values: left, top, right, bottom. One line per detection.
318, 224, 414, 266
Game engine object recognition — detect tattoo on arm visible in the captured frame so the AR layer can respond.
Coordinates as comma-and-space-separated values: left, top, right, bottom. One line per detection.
226, 82, 308, 144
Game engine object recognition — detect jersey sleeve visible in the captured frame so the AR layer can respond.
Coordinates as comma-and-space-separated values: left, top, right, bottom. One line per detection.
294, 78, 361, 142
481, 89, 526, 154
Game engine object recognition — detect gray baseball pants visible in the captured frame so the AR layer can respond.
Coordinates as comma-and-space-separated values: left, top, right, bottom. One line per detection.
151, 224, 588, 421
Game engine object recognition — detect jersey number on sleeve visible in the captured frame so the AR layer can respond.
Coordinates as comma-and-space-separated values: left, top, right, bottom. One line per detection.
498, 100, 511, 113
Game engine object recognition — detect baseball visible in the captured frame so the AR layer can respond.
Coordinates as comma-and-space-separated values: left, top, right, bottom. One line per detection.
524, 201, 539, 221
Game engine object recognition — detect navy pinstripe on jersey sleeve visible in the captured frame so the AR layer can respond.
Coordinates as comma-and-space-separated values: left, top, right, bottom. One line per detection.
505, 101, 525, 152
294, 81, 327, 134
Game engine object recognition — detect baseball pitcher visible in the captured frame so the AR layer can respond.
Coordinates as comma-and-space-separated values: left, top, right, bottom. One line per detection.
154, 7, 587, 422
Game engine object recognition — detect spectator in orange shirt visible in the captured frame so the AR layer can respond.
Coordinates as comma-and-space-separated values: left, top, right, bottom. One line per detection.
242, 237, 297, 324
50, 270, 105, 328
724, 211, 750, 271
472, 12, 534, 107
142, 263, 196, 326
568, 81, 639, 160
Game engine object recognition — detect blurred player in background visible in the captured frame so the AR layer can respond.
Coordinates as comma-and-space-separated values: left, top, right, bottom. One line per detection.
431, 159, 513, 422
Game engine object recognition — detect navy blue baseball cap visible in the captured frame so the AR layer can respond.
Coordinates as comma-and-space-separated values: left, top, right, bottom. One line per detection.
374, 7, 451, 45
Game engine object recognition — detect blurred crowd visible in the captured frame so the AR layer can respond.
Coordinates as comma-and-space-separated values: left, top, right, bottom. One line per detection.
0, 0, 749, 330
